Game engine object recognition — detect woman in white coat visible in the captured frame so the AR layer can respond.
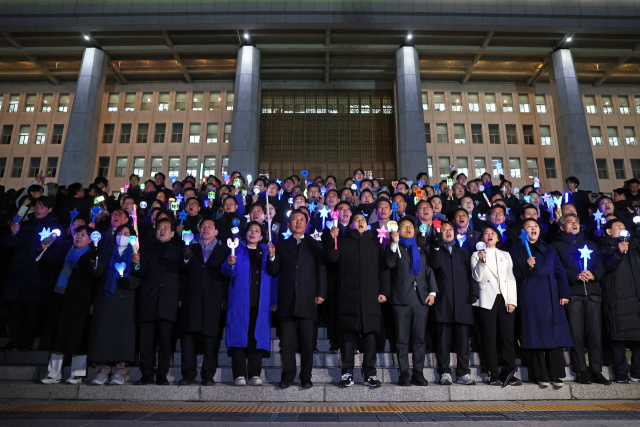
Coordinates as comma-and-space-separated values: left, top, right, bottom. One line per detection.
471, 225, 520, 386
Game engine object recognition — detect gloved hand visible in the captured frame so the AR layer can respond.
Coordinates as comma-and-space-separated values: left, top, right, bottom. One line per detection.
116, 277, 130, 289
467, 295, 479, 305
432, 233, 442, 249
183, 246, 192, 261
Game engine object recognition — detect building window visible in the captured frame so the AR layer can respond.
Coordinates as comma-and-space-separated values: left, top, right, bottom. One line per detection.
186, 156, 198, 178
158, 93, 169, 111
457, 157, 468, 177
436, 123, 448, 143
11, 157, 23, 178
590, 126, 602, 146
168, 157, 180, 180
602, 96, 613, 114
427, 156, 433, 177
596, 158, 609, 179
0, 158, 6, 178
535, 94, 546, 113
488, 124, 500, 144
203, 156, 216, 177
608, 126, 619, 146
171, 123, 183, 143
454, 124, 466, 144
0, 94, 3, 111
540, 125, 551, 145
175, 92, 187, 111
18, 125, 30, 145
224, 123, 232, 143
625, 127, 637, 146
41, 94, 53, 112
133, 157, 145, 177
434, 92, 445, 111
154, 123, 166, 143
120, 124, 131, 143
491, 157, 503, 178
518, 93, 530, 113
468, 93, 480, 112
137, 124, 148, 143
52, 125, 64, 144
103, 124, 114, 143
97, 157, 110, 177
439, 156, 451, 178
35, 125, 47, 145
24, 94, 36, 112
619, 96, 630, 114
226, 92, 234, 110
206, 123, 218, 143
2, 125, 13, 145
115, 157, 128, 177
210, 92, 221, 110
451, 92, 463, 111
46, 157, 58, 178
107, 93, 119, 111
8, 94, 19, 113
527, 158, 539, 178
189, 123, 201, 143
474, 157, 486, 177
505, 125, 517, 144
636, 96, 640, 114
150, 157, 163, 176
192, 92, 204, 111
631, 159, 640, 179
141, 93, 153, 111
28, 157, 41, 178
485, 93, 496, 112
523, 125, 534, 145
585, 95, 597, 114
509, 157, 522, 179
58, 94, 70, 112
123, 93, 135, 111
502, 94, 513, 112
421, 93, 429, 111
544, 158, 556, 178
424, 123, 431, 143
472, 124, 483, 144
613, 159, 626, 179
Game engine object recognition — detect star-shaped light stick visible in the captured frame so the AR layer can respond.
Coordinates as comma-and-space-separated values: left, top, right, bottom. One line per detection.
593, 210, 604, 231
377, 224, 388, 244
579, 245, 593, 272
519, 228, 532, 257
318, 206, 330, 229
496, 223, 506, 239
282, 228, 292, 240
391, 202, 399, 221
39, 227, 52, 241
69, 208, 79, 227
178, 209, 188, 227
90, 206, 103, 223
308, 201, 317, 214
175, 194, 184, 206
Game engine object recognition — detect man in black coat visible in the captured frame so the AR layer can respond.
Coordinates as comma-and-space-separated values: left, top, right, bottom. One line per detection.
179, 218, 229, 385
215, 196, 247, 244
487, 205, 519, 253
267, 210, 327, 389
386, 218, 438, 386
430, 221, 479, 386
552, 213, 610, 385
325, 213, 390, 388
566, 176, 592, 225
452, 208, 481, 252
131, 218, 182, 385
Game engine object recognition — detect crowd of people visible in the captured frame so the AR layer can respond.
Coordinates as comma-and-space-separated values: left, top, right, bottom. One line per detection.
0, 167, 639, 390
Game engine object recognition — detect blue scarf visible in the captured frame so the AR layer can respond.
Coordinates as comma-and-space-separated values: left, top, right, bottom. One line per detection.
355, 180, 362, 195
104, 245, 133, 296
54, 245, 90, 294
399, 237, 422, 276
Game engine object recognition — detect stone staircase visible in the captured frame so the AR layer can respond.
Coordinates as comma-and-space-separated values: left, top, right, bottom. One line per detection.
1, 329, 639, 402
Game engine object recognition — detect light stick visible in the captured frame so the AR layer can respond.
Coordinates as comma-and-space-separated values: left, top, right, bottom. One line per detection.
377, 224, 388, 245
178, 209, 188, 227
13, 215, 21, 224
176, 194, 184, 206
227, 237, 239, 256
308, 201, 317, 214
593, 210, 603, 231
278, 189, 284, 200
182, 231, 194, 246
319, 206, 330, 230
128, 236, 138, 254
300, 170, 309, 185
231, 218, 240, 236
387, 221, 398, 233
391, 203, 399, 221
330, 210, 340, 250
619, 230, 630, 254
90, 206, 103, 223
519, 229, 532, 257
483, 192, 491, 207
115, 262, 126, 277
433, 219, 441, 233
419, 224, 428, 237
140, 201, 148, 209
39, 227, 52, 241
69, 208, 79, 228
265, 192, 272, 242
91, 231, 102, 247
565, 192, 569, 204
476, 241, 487, 263
457, 233, 467, 248
579, 245, 593, 272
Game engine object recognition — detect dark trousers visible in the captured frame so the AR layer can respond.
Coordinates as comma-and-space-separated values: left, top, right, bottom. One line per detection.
139, 320, 173, 378
436, 322, 471, 376
325, 292, 339, 348
477, 294, 516, 379
280, 316, 314, 383
392, 293, 429, 375
342, 332, 377, 378
230, 307, 262, 379
181, 333, 219, 382
612, 341, 640, 380
8, 303, 40, 348
529, 348, 566, 381
564, 295, 603, 373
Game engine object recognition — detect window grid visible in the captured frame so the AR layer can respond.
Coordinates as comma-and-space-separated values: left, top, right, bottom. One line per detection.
596, 158, 609, 179
11, 157, 23, 178
613, 159, 626, 179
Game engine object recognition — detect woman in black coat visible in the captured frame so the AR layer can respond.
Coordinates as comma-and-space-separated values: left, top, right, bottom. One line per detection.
38, 225, 99, 384
598, 219, 640, 383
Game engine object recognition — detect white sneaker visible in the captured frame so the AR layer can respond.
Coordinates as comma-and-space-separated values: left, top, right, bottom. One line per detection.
631, 376, 640, 383
110, 374, 125, 385
439, 373, 453, 385
235, 376, 246, 386
456, 374, 476, 385
247, 376, 263, 386
91, 374, 109, 385
41, 376, 61, 384
66, 376, 84, 384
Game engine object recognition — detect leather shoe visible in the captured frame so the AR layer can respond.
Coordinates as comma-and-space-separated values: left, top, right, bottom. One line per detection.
179, 378, 197, 386
137, 375, 153, 385
202, 379, 216, 386
156, 376, 169, 385
577, 371, 592, 384
278, 380, 292, 389
300, 378, 313, 389
398, 372, 411, 386
410, 373, 428, 386
590, 372, 611, 385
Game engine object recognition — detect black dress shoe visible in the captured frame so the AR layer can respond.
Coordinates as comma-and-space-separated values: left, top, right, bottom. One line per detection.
137, 375, 153, 385
590, 372, 611, 385
410, 373, 428, 386
577, 371, 592, 384
300, 378, 313, 389
0, 342, 17, 352
278, 380, 292, 389
179, 378, 197, 385
398, 372, 411, 386
202, 379, 216, 386
156, 376, 170, 385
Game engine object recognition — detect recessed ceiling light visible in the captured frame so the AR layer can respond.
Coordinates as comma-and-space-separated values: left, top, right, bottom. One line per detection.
566, 37, 572, 42
407, 34, 412, 40
84, 35, 90, 40
244, 33, 249, 39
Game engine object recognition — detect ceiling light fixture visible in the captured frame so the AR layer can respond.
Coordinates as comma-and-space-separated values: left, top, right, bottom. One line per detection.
84, 35, 90, 40
244, 33, 249, 39
407, 33, 413, 40
566, 37, 572, 42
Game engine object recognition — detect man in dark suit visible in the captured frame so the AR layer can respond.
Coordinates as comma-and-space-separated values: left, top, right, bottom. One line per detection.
452, 208, 481, 252
566, 176, 592, 225
267, 210, 327, 389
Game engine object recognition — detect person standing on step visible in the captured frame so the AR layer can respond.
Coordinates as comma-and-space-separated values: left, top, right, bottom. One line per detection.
223, 221, 277, 386
325, 213, 390, 388
385, 217, 438, 386
267, 209, 327, 389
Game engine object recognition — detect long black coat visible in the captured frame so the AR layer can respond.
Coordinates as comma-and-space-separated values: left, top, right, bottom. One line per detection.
132, 239, 181, 323
429, 244, 478, 325
38, 242, 100, 355
179, 240, 229, 337
324, 229, 390, 334
552, 232, 604, 296
598, 236, 640, 342
321, 223, 350, 294
385, 242, 437, 305
267, 235, 327, 319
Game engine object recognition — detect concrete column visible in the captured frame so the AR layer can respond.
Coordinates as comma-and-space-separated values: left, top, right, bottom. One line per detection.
549, 49, 600, 192
395, 46, 428, 181
227, 46, 261, 178
58, 48, 108, 186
